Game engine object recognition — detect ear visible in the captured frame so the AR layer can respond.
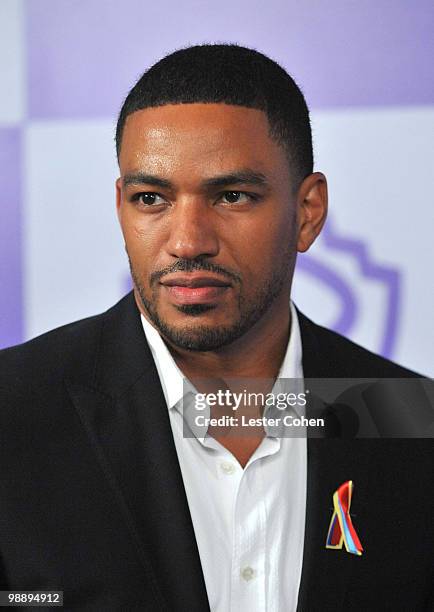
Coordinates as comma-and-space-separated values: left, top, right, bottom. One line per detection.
296, 172, 328, 253
115, 177, 123, 225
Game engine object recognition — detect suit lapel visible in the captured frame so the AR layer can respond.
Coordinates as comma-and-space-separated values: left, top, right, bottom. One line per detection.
66, 292, 210, 611
296, 310, 369, 610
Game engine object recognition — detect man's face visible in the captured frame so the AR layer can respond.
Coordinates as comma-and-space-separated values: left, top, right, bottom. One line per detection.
116, 104, 304, 351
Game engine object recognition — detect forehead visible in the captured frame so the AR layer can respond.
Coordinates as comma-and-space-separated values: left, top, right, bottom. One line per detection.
119, 103, 289, 180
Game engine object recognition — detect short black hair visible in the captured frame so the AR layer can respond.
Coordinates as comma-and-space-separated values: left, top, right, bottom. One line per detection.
116, 43, 313, 185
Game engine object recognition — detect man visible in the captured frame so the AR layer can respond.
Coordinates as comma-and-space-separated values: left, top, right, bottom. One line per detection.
0, 45, 432, 611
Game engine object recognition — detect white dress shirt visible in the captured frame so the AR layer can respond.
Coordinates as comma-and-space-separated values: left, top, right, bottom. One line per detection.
141, 301, 306, 612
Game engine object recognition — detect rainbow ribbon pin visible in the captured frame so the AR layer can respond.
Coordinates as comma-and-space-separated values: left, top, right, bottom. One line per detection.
325, 480, 363, 556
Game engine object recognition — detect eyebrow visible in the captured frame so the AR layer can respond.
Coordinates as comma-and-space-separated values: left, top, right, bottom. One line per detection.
122, 170, 270, 190
123, 173, 172, 189
202, 171, 269, 189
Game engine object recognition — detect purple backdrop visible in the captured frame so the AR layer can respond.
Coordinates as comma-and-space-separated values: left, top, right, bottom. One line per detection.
1, 0, 433, 368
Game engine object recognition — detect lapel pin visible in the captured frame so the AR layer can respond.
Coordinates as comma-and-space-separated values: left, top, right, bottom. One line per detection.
326, 480, 363, 556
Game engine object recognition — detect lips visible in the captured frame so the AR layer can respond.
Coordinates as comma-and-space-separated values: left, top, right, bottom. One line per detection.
160, 274, 231, 288
160, 274, 231, 305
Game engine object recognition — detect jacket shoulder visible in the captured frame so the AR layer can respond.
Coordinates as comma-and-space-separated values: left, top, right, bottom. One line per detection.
0, 309, 106, 395
297, 310, 421, 378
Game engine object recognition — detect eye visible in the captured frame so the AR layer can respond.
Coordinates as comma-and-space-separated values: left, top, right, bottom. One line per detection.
133, 192, 167, 207
220, 191, 254, 205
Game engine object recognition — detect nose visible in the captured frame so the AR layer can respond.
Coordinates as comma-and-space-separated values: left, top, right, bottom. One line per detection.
165, 198, 220, 260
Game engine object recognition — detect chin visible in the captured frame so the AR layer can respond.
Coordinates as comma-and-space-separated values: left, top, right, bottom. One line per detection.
173, 303, 218, 317
158, 318, 244, 352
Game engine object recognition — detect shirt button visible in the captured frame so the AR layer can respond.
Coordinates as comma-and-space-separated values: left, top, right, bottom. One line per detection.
241, 566, 255, 581
220, 461, 236, 475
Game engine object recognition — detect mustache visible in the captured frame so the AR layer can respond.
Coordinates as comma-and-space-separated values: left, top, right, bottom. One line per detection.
150, 258, 242, 286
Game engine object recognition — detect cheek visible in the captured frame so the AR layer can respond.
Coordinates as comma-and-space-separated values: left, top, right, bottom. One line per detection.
125, 224, 148, 257
123, 215, 166, 261
269, 208, 298, 259
234, 211, 295, 266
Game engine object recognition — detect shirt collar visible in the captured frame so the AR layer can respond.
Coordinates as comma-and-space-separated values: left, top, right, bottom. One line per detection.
140, 300, 304, 412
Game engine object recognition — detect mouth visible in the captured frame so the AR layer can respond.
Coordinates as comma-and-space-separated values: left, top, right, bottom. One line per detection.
159, 273, 232, 305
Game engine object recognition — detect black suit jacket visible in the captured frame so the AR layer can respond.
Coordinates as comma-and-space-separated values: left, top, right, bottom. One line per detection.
0, 292, 432, 611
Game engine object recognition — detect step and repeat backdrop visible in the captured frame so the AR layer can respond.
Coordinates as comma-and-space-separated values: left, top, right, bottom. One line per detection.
1, 0, 433, 375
